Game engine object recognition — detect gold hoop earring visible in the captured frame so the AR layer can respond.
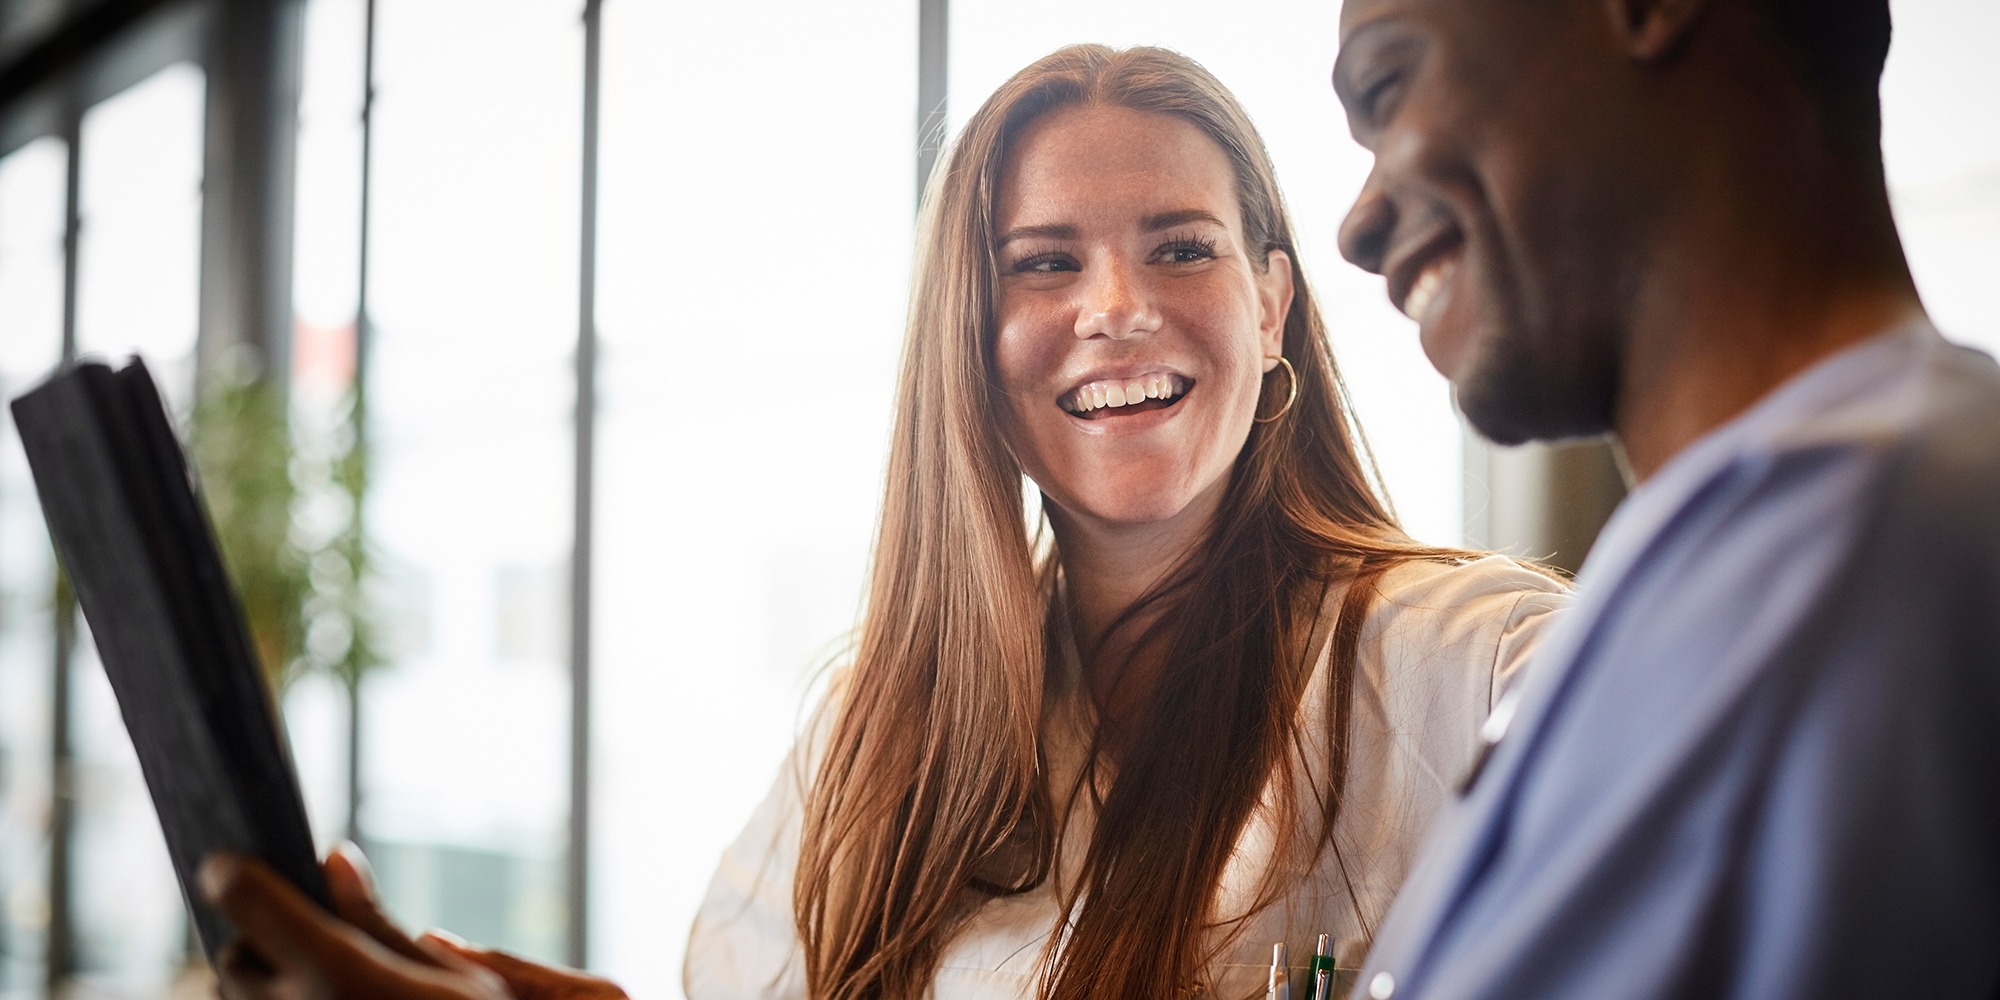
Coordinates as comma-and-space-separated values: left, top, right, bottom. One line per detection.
1253, 355, 1297, 424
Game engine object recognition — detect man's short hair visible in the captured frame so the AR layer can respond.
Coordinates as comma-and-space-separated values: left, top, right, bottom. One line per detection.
1757, 0, 1892, 150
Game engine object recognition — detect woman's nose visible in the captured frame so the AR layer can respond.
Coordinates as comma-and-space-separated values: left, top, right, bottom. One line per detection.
1073, 260, 1163, 341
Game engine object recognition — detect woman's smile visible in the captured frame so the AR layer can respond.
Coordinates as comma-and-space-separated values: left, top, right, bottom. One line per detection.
1059, 372, 1194, 420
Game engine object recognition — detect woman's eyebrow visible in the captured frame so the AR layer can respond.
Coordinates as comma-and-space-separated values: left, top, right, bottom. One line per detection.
995, 223, 1078, 247
994, 211, 1222, 248
1141, 209, 1226, 232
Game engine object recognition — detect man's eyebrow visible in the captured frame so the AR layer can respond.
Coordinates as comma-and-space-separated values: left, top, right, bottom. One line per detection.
1331, 20, 1392, 111
995, 223, 1077, 247
1141, 209, 1226, 231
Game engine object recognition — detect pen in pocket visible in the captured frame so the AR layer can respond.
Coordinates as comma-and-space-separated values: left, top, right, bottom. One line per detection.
1305, 933, 1336, 1000
1266, 942, 1289, 1000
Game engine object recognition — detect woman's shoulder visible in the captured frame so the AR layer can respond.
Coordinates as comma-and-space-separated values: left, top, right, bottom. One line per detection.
1369, 553, 1569, 618
683, 694, 832, 1000
1354, 553, 1572, 694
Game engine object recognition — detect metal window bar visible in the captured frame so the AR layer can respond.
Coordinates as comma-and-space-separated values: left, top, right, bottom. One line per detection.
46, 94, 84, 997
916, 0, 947, 206
346, 0, 378, 854
567, 0, 604, 969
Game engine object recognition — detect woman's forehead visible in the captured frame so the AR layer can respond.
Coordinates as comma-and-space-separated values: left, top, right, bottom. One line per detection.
995, 104, 1243, 233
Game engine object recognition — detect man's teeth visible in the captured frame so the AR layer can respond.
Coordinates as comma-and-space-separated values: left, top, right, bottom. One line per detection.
1063, 373, 1188, 415
1401, 261, 1453, 321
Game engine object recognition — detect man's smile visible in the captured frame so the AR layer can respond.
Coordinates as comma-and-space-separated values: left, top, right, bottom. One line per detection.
1385, 226, 1466, 323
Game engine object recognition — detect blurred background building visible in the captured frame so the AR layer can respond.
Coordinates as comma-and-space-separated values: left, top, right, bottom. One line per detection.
0, 1, 1994, 997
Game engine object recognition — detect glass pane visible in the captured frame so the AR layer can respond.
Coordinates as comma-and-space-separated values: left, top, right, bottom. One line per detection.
591, 1, 917, 993
950, 2, 1462, 545
0, 134, 67, 1000
1882, 1, 2000, 357
284, 0, 372, 852
73, 62, 205, 411
358, 0, 580, 963
66, 61, 208, 993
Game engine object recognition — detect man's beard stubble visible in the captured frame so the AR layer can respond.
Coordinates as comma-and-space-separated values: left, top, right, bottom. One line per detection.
1453, 316, 1621, 447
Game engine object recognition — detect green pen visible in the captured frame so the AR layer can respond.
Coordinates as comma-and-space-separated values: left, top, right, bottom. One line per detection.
1305, 932, 1336, 1000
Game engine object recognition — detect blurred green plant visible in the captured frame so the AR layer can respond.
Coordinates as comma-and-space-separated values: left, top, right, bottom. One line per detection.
315, 389, 381, 689
191, 357, 377, 692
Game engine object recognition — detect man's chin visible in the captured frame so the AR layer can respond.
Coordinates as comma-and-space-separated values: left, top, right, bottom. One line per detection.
1453, 348, 1616, 446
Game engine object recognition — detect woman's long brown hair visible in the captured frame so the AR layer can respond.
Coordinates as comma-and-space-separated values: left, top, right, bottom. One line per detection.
796, 45, 1481, 1000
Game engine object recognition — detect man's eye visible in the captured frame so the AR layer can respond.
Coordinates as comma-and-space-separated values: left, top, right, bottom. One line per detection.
1362, 73, 1404, 124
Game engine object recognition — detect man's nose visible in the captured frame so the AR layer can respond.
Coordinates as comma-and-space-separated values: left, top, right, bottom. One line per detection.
1339, 162, 1395, 276
1074, 260, 1162, 340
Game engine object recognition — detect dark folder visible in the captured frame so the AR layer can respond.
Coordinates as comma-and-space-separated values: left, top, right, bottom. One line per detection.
9, 357, 327, 961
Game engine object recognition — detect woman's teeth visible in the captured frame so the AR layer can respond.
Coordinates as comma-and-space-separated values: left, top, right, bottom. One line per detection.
1061, 373, 1189, 415
1402, 259, 1454, 322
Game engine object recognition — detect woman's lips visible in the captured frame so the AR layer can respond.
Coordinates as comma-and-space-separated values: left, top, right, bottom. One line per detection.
1059, 372, 1193, 418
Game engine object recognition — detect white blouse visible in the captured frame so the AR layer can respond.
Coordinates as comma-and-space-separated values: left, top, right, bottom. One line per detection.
684, 556, 1569, 1000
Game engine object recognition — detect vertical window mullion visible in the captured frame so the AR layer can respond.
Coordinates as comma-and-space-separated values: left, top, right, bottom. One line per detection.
916, 0, 947, 206
45, 95, 83, 999
567, 0, 603, 970
346, 0, 379, 854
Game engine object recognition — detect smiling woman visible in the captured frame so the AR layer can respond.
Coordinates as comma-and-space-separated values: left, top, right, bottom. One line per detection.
685, 45, 1570, 1000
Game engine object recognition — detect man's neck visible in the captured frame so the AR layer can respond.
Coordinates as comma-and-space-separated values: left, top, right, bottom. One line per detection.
1615, 287, 1925, 481
1611, 167, 1927, 481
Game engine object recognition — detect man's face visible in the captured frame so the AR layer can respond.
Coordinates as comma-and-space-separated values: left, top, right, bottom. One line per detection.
1334, 0, 1647, 444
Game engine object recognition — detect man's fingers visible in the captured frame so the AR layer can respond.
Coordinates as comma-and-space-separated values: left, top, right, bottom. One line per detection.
213, 941, 278, 1000
407, 933, 515, 998
324, 844, 434, 965
201, 853, 340, 973
415, 931, 505, 977
331, 841, 378, 897
421, 932, 628, 999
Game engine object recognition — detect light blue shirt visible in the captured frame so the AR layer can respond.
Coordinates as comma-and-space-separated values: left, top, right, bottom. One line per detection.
1358, 322, 2000, 1000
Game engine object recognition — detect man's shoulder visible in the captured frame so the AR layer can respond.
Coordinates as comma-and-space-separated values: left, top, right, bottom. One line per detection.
1772, 327, 2000, 456
1836, 331, 1999, 545
1600, 327, 2000, 678
1730, 327, 2000, 544
1891, 334, 2000, 510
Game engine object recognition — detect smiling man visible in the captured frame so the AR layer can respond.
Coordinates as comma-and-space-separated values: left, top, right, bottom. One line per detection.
1329, 0, 2000, 998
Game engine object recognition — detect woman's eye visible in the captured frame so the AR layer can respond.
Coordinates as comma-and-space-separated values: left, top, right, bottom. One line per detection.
1015, 253, 1078, 273
1157, 238, 1218, 264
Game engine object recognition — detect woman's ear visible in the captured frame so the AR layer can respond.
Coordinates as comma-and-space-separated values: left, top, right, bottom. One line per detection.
1603, 0, 1711, 61
1258, 248, 1296, 359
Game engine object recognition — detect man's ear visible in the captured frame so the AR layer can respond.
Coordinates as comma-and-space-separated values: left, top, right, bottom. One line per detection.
1602, 0, 1711, 61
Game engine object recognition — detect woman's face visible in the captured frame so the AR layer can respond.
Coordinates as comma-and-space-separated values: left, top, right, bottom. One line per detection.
993, 104, 1293, 533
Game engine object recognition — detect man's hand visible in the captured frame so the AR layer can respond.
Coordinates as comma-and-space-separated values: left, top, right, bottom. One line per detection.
199, 846, 512, 1000
420, 933, 630, 1000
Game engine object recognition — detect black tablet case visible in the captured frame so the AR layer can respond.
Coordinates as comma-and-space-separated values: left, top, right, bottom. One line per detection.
9, 358, 328, 961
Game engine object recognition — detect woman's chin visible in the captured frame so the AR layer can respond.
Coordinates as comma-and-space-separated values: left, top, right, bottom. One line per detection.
1049, 488, 1208, 534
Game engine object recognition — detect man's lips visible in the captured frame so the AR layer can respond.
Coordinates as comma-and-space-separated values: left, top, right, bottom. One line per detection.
1401, 255, 1458, 323
1385, 230, 1465, 322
